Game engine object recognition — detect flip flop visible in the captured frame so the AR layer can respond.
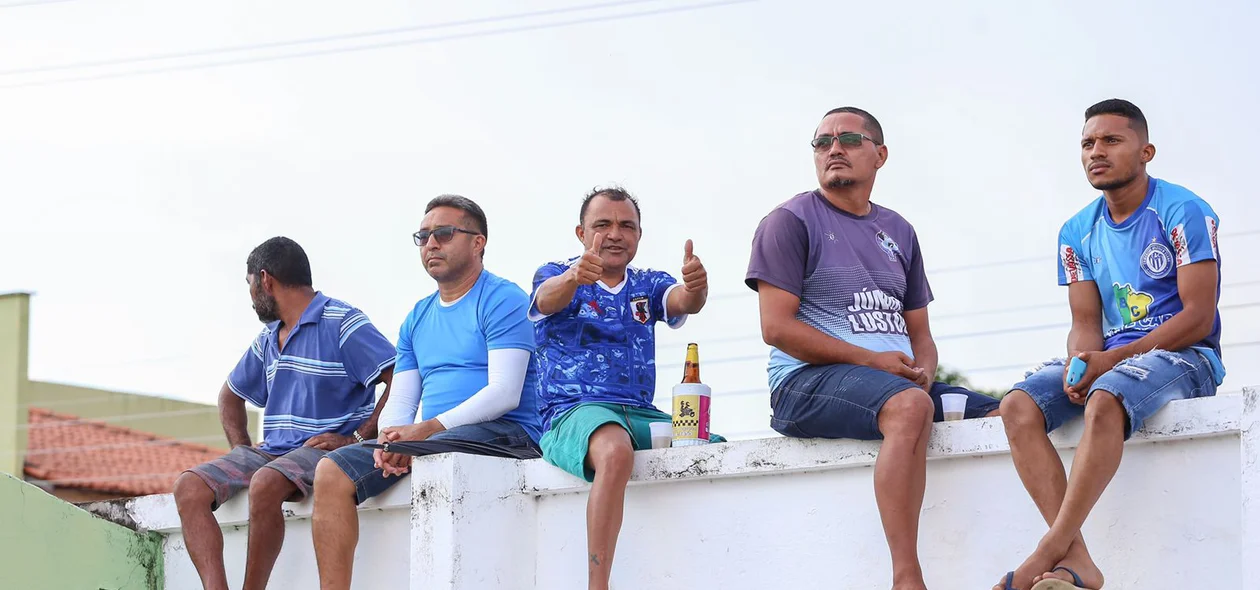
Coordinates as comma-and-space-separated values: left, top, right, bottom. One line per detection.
1030, 566, 1091, 590
1000, 571, 1018, 590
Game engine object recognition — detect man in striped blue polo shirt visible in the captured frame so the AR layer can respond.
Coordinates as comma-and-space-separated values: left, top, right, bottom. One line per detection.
172, 237, 397, 590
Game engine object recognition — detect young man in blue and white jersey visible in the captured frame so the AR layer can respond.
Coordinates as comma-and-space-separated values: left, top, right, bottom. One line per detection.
993, 99, 1224, 590
173, 237, 398, 590
310, 195, 542, 590
530, 186, 710, 590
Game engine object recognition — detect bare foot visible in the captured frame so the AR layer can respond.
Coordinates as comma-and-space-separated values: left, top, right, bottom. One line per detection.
1031, 542, 1104, 589
992, 541, 1069, 590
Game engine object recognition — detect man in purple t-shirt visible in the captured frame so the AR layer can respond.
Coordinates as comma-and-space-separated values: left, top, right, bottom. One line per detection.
745, 106, 998, 590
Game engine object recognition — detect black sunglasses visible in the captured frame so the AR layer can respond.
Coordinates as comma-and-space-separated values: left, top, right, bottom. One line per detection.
413, 226, 480, 246
811, 132, 880, 150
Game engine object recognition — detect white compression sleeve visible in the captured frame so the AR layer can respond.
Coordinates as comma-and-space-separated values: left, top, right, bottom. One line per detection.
377, 368, 421, 430
435, 348, 530, 431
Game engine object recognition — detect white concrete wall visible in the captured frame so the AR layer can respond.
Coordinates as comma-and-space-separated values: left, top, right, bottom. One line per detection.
125, 472, 413, 589
130, 389, 1255, 590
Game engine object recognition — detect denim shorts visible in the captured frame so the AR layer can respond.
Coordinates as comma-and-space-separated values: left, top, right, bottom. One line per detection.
186, 445, 326, 510
324, 418, 538, 504
770, 363, 1001, 440
1011, 348, 1217, 439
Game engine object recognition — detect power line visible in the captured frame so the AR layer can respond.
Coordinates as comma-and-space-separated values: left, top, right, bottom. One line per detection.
708, 231, 1260, 302
0, 0, 75, 8
0, 0, 667, 77
0, 0, 758, 90
660, 300, 1260, 355
927, 228, 1260, 274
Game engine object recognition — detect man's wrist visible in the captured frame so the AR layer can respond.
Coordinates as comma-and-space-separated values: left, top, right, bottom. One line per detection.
352, 429, 365, 444
1100, 348, 1127, 368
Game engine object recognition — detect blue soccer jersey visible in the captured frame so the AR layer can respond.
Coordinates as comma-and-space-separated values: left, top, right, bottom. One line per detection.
1057, 177, 1225, 383
529, 259, 686, 430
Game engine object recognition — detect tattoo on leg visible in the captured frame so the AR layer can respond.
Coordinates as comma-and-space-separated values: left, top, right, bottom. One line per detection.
589, 553, 601, 566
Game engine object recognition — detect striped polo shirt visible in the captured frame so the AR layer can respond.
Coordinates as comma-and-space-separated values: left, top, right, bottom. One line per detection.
227, 292, 397, 454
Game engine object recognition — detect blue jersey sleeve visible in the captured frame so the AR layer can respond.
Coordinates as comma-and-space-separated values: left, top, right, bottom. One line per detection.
1057, 219, 1093, 286
529, 261, 577, 319
227, 332, 268, 407
337, 309, 397, 387
1164, 199, 1221, 268
394, 308, 419, 373
648, 270, 681, 327
482, 281, 536, 351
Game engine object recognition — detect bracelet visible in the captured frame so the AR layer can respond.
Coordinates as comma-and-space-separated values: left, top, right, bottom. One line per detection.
352, 430, 365, 443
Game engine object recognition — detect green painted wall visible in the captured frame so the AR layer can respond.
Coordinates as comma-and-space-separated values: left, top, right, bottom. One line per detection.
0, 294, 30, 475
0, 473, 162, 589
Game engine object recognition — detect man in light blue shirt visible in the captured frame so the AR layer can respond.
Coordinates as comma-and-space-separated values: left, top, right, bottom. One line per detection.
311, 195, 542, 590
993, 100, 1224, 590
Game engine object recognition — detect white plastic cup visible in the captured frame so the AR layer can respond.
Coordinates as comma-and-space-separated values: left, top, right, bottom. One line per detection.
940, 393, 968, 422
649, 422, 674, 449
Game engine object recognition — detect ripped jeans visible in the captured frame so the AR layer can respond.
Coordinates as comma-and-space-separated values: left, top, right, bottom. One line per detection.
1011, 349, 1217, 439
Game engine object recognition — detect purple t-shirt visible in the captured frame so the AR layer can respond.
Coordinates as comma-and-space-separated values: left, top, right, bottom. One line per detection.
745, 190, 933, 391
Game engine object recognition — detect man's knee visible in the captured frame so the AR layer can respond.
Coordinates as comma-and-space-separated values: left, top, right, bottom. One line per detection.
586, 424, 634, 479
1000, 390, 1047, 434
878, 388, 932, 436
1084, 389, 1126, 425
313, 458, 354, 499
248, 468, 295, 512
173, 472, 213, 512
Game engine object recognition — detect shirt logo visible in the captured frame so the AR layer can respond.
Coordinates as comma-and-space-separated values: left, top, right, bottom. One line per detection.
630, 296, 651, 324
875, 230, 901, 261
1112, 282, 1154, 324
1206, 216, 1219, 259
1170, 223, 1190, 266
825, 231, 837, 242
1060, 244, 1085, 283
1139, 240, 1173, 279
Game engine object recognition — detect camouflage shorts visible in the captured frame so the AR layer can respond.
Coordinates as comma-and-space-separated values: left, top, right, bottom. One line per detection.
185, 445, 326, 510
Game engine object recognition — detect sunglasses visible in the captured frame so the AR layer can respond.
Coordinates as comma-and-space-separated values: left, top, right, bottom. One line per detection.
413, 226, 480, 246
811, 132, 880, 151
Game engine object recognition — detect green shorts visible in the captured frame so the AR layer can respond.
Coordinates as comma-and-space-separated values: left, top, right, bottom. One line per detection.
540, 403, 672, 482
540, 402, 726, 482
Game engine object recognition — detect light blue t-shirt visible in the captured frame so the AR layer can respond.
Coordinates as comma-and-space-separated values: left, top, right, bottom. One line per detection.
1057, 177, 1225, 384
395, 270, 543, 441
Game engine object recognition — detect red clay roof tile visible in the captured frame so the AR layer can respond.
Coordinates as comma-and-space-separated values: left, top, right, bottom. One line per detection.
24, 407, 224, 497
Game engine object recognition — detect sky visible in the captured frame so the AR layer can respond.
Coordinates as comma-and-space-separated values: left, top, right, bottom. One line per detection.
1, 0, 1256, 440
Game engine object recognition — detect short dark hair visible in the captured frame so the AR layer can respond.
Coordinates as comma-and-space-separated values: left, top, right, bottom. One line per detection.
1085, 98, 1148, 141
579, 185, 641, 225
247, 237, 312, 287
820, 106, 884, 145
425, 194, 488, 237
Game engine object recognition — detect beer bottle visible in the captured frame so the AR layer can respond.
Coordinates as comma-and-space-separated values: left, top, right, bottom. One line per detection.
682, 343, 700, 383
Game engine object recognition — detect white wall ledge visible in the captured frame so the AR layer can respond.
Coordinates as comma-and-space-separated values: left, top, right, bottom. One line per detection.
518, 394, 1243, 496
120, 389, 1255, 589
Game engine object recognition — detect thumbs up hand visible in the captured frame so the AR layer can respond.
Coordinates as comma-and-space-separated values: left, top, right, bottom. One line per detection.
681, 239, 707, 293
570, 233, 604, 286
